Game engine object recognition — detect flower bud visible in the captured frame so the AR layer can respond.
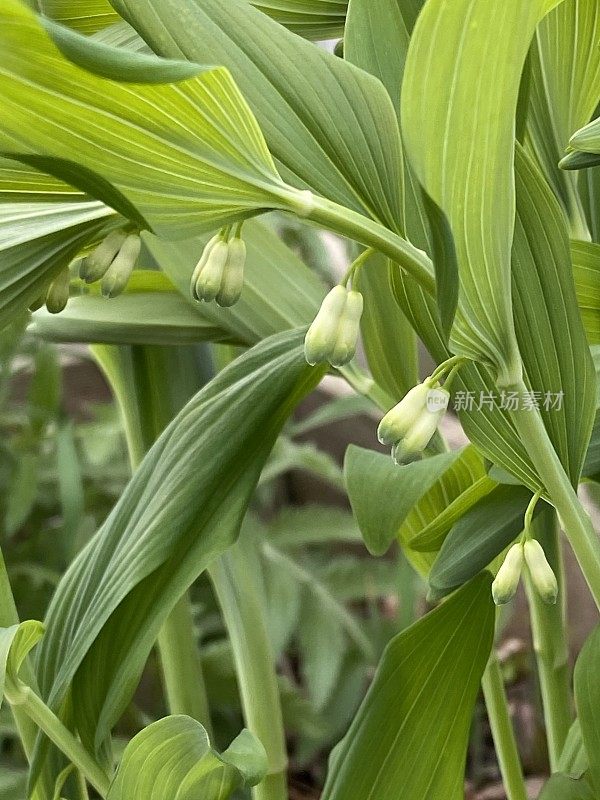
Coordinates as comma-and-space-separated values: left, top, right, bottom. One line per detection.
492, 543, 524, 605
216, 237, 246, 307
190, 234, 220, 300
524, 539, 558, 605
194, 239, 229, 303
101, 233, 141, 298
330, 290, 363, 367
377, 383, 432, 446
392, 401, 447, 463
80, 230, 127, 283
45, 268, 71, 314
304, 285, 348, 366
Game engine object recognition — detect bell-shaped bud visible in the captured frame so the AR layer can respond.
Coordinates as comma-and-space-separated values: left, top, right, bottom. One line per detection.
80, 230, 127, 284
524, 539, 558, 605
216, 237, 246, 308
377, 383, 432, 446
330, 290, 363, 367
392, 398, 448, 463
101, 233, 141, 298
492, 543, 524, 605
194, 239, 230, 303
190, 234, 221, 300
304, 285, 348, 366
45, 268, 71, 314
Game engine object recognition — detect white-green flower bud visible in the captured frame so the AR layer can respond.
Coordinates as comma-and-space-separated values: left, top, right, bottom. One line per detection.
392, 402, 447, 463
330, 290, 363, 367
45, 268, 71, 314
190, 234, 220, 301
492, 543, 524, 605
377, 382, 432, 446
194, 239, 229, 303
524, 539, 558, 605
80, 230, 127, 283
304, 285, 348, 366
101, 233, 141, 298
216, 237, 246, 308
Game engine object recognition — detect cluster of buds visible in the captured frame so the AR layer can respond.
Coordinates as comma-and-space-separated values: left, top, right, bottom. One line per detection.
191, 232, 247, 308
492, 538, 558, 606
304, 285, 364, 367
80, 229, 142, 298
377, 378, 450, 463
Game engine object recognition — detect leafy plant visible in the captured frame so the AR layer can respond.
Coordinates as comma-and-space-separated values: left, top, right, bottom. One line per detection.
1, 1, 600, 799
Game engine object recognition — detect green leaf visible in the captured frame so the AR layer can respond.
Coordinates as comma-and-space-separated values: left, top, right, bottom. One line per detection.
32, 329, 323, 786
250, 0, 348, 39
344, 445, 459, 557
39, 0, 120, 33
0, 621, 44, 707
402, 0, 555, 385
572, 240, 600, 345
321, 573, 495, 800
111, 0, 404, 231
0, 0, 289, 239
575, 624, 600, 792
428, 485, 534, 600
524, 0, 600, 237
539, 773, 597, 800
107, 716, 266, 800
400, 445, 491, 554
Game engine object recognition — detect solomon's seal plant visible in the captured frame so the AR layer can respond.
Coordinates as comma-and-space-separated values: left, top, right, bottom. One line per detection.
0, 1, 600, 799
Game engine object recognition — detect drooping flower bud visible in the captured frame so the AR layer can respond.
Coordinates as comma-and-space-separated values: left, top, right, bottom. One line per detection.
190, 234, 221, 301
194, 239, 230, 303
101, 233, 141, 298
304, 285, 349, 366
216, 237, 246, 308
392, 394, 449, 463
524, 539, 558, 605
377, 383, 432, 446
492, 543, 524, 605
330, 290, 364, 367
80, 230, 127, 284
45, 268, 71, 314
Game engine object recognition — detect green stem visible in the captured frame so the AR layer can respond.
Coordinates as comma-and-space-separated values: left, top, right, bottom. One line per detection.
482, 656, 528, 800
508, 379, 600, 610
297, 193, 436, 296
156, 595, 212, 739
209, 537, 288, 800
14, 686, 110, 798
524, 507, 572, 770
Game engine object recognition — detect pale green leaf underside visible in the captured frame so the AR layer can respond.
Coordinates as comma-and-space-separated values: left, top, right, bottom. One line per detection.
572, 240, 600, 345
39, 0, 120, 33
402, 0, 553, 384
0, 0, 286, 239
250, 0, 348, 39
321, 574, 495, 800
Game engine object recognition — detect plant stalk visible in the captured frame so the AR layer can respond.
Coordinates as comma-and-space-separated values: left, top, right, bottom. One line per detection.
482, 656, 528, 800
524, 506, 572, 770
209, 536, 288, 800
508, 379, 600, 610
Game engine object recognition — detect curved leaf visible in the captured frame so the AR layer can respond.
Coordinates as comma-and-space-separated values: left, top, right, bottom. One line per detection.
32, 329, 323, 787
0, 621, 44, 707
321, 573, 495, 800
39, 0, 120, 33
572, 240, 600, 345
575, 624, 600, 792
250, 0, 348, 39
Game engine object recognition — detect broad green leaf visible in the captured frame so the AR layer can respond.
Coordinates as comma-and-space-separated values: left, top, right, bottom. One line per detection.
32, 330, 323, 785
400, 445, 491, 553
111, 0, 404, 231
250, 0, 348, 39
0, 156, 83, 202
107, 716, 266, 800
583, 413, 600, 480
144, 222, 325, 345
575, 624, 600, 792
0, 0, 290, 239
402, 0, 556, 385
344, 445, 459, 557
321, 573, 495, 800
572, 240, 600, 344
354, 257, 418, 398
267, 506, 362, 548
524, 0, 600, 238
428, 485, 534, 600
0, 621, 44, 707
39, 0, 120, 33
562, 116, 600, 170
539, 773, 596, 800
